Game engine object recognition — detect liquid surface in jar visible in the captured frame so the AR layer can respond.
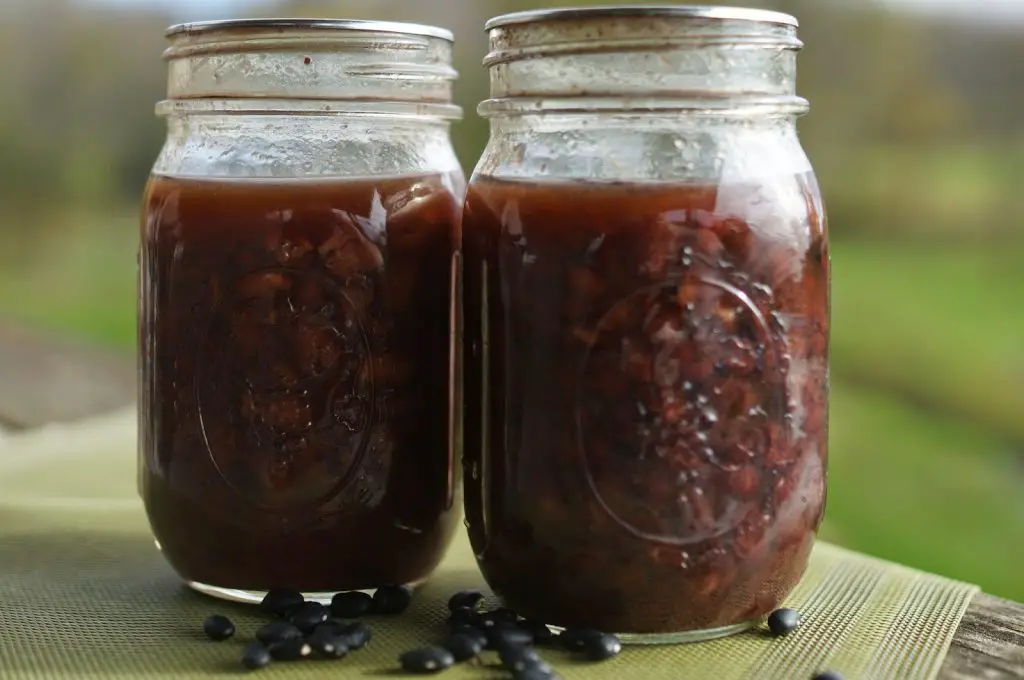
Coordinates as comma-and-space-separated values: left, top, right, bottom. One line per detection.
139, 172, 464, 591
462, 175, 829, 633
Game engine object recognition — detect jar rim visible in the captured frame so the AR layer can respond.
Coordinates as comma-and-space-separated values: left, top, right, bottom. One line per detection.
484, 5, 798, 31
155, 98, 463, 121
166, 18, 454, 42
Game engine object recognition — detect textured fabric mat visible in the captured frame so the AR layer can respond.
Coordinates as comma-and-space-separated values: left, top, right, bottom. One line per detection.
0, 408, 979, 680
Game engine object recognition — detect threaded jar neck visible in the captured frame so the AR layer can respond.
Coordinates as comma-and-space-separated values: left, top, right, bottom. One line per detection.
160, 18, 461, 119
481, 5, 806, 117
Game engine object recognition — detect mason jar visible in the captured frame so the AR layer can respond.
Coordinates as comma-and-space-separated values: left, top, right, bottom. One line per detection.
463, 6, 830, 642
139, 19, 465, 602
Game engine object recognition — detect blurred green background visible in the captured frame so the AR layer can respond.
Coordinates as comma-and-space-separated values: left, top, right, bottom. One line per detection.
0, 0, 1020, 599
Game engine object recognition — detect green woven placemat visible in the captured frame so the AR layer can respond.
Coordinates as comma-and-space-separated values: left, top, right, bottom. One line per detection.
0, 408, 979, 680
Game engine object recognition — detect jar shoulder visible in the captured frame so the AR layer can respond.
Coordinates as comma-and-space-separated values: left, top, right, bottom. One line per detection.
151, 116, 462, 181
473, 119, 815, 190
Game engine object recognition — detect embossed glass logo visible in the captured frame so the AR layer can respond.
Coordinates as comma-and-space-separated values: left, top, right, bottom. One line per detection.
576, 275, 786, 545
196, 268, 375, 511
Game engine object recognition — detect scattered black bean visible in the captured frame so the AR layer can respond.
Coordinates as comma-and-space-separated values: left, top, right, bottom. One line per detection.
310, 620, 349, 638
288, 601, 329, 633
259, 588, 303, 617
308, 632, 349, 659
338, 621, 372, 650
520, 619, 556, 646
812, 673, 844, 680
514, 666, 562, 680
268, 639, 312, 661
499, 645, 545, 672
448, 605, 479, 628
580, 632, 622, 661
373, 584, 413, 615
449, 625, 488, 648
399, 646, 455, 674
475, 611, 505, 629
238, 582, 618, 677
491, 607, 521, 624
255, 620, 303, 646
240, 642, 272, 671
767, 608, 802, 637
442, 632, 485, 662
331, 590, 373, 618
447, 590, 485, 612
487, 623, 534, 650
558, 627, 603, 652
201, 614, 235, 641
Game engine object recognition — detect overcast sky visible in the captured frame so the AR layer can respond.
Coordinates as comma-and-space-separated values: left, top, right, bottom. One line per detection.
79, 0, 1024, 22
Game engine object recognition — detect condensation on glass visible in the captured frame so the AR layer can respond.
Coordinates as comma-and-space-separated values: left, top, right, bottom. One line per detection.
462, 5, 830, 642
138, 19, 465, 603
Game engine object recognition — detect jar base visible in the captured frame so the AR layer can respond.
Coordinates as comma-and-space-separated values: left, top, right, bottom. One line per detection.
157, 538, 430, 605
184, 577, 429, 606
548, 619, 759, 645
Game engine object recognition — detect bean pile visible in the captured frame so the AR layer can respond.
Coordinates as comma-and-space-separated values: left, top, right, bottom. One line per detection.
200, 585, 408, 671
200, 587, 835, 678
394, 589, 625, 677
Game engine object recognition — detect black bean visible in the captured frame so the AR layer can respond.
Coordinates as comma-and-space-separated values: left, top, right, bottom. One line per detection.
399, 646, 455, 674
487, 623, 534, 651
491, 607, 521, 623
447, 590, 484, 612
311, 620, 350, 638
268, 639, 312, 661
255, 620, 303, 646
308, 633, 349, 659
499, 645, 545, 672
449, 625, 488, 648
288, 601, 329, 633
812, 673, 844, 680
767, 608, 802, 637
331, 591, 373, 618
372, 584, 413, 615
260, 588, 304, 617
473, 612, 496, 628
338, 621, 372, 650
448, 605, 479, 628
559, 627, 602, 651
240, 642, 272, 671
580, 632, 622, 661
521, 619, 556, 646
442, 632, 484, 662
514, 666, 561, 680
202, 614, 235, 641
477, 606, 524, 630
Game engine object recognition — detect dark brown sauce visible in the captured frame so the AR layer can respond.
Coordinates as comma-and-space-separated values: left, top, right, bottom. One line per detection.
139, 173, 464, 591
462, 175, 829, 633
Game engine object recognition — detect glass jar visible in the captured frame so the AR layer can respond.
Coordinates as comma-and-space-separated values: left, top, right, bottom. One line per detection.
139, 19, 465, 602
463, 6, 829, 642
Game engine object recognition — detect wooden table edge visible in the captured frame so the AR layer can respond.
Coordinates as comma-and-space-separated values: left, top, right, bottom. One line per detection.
940, 592, 1024, 679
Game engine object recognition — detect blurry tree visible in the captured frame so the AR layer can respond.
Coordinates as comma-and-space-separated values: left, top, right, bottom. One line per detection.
0, 0, 167, 221
0, 0, 1017, 241
762, 2, 969, 165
